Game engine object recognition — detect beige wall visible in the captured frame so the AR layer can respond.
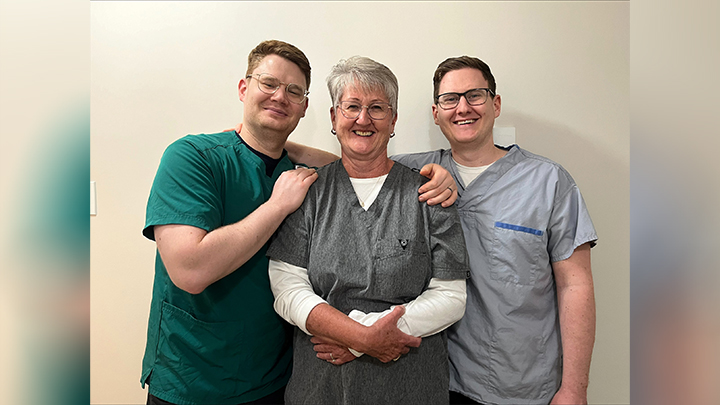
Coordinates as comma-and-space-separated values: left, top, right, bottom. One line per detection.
91, 2, 629, 404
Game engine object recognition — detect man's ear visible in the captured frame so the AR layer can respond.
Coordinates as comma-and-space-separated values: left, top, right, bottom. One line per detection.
301, 98, 309, 118
493, 94, 502, 118
431, 104, 440, 126
238, 78, 248, 102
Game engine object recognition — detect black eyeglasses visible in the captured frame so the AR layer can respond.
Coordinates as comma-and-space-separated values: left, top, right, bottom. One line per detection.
246, 73, 309, 104
337, 101, 393, 120
435, 88, 495, 110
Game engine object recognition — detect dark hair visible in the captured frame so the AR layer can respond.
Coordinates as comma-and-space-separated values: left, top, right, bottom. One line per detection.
432, 56, 496, 101
246, 40, 311, 88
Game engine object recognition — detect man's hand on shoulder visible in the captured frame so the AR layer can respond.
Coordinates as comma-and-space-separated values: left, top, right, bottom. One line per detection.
267, 167, 318, 216
418, 163, 458, 207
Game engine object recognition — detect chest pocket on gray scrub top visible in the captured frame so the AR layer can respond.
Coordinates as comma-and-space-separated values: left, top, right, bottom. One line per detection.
372, 238, 431, 300
489, 221, 546, 286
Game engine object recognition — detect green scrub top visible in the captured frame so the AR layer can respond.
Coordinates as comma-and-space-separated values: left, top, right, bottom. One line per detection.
141, 131, 294, 405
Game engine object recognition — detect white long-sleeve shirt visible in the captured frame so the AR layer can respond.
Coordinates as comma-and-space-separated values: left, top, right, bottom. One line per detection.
269, 258, 466, 356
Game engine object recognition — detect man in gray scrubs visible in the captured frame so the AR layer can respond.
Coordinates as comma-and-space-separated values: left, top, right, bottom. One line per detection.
392, 57, 598, 405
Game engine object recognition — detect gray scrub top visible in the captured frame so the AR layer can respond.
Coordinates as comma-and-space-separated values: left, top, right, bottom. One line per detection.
393, 145, 598, 405
267, 160, 469, 405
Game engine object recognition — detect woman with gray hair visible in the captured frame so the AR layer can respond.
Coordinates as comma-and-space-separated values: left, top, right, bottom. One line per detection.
266, 56, 469, 404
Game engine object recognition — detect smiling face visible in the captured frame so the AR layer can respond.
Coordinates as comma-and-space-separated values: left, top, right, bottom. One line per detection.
331, 84, 397, 164
432, 68, 501, 150
238, 54, 308, 140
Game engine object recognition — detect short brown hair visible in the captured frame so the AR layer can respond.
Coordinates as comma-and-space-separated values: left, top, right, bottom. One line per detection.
432, 56, 496, 101
246, 40, 311, 88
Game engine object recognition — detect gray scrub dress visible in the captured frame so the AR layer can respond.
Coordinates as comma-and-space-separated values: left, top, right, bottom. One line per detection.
267, 160, 469, 405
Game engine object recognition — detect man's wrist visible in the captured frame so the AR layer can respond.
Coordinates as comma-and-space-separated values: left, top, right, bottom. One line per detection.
557, 381, 588, 398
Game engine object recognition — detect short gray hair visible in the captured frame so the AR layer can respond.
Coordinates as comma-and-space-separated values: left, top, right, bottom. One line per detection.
326, 56, 398, 117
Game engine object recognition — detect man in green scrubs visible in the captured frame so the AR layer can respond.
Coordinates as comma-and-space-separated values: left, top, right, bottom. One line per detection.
140, 40, 319, 405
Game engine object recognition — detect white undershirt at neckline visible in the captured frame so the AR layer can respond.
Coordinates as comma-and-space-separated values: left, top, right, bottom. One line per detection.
349, 174, 388, 210
452, 158, 492, 188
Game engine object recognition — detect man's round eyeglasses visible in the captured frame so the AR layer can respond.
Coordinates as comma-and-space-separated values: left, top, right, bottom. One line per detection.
246, 73, 309, 104
435, 88, 495, 110
337, 101, 393, 120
